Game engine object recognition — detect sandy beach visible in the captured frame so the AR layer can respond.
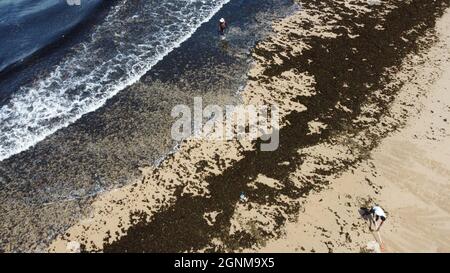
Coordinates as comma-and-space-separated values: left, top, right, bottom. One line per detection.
260, 7, 450, 252
47, 0, 450, 253
3, 0, 449, 253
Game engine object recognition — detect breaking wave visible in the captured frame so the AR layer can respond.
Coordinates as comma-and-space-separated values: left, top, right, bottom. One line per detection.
0, 0, 230, 161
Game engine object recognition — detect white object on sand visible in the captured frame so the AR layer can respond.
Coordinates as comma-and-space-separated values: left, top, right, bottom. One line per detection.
66, 241, 81, 253
366, 241, 381, 253
240, 193, 248, 203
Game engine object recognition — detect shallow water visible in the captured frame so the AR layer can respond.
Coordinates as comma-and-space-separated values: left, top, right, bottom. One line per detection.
0, 0, 232, 161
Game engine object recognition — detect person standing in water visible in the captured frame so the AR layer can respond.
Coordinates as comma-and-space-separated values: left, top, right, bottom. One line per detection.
218, 18, 227, 36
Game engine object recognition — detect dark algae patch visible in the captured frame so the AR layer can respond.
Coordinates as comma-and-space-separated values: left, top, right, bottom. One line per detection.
103, 0, 450, 252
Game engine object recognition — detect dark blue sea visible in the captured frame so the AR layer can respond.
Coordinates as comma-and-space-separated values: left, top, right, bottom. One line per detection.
0, 0, 105, 73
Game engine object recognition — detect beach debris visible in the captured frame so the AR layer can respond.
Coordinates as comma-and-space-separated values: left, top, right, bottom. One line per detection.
240, 192, 248, 203
66, 241, 81, 253
363, 241, 382, 253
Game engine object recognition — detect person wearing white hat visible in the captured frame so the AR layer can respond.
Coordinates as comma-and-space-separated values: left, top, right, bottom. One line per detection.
218, 18, 227, 36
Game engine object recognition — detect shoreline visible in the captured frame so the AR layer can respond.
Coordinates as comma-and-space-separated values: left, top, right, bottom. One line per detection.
45, 0, 450, 252
0, 0, 295, 252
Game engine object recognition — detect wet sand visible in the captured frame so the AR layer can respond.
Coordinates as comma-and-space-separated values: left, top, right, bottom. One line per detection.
49, 0, 450, 253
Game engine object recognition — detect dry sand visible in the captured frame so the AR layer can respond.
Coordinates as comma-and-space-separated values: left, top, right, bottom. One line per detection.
50, 0, 450, 253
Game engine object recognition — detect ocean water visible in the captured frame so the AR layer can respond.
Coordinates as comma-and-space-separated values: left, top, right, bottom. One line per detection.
0, 0, 103, 73
0, 0, 230, 161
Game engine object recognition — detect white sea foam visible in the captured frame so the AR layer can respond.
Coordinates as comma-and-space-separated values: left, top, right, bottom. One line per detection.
0, 0, 230, 161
